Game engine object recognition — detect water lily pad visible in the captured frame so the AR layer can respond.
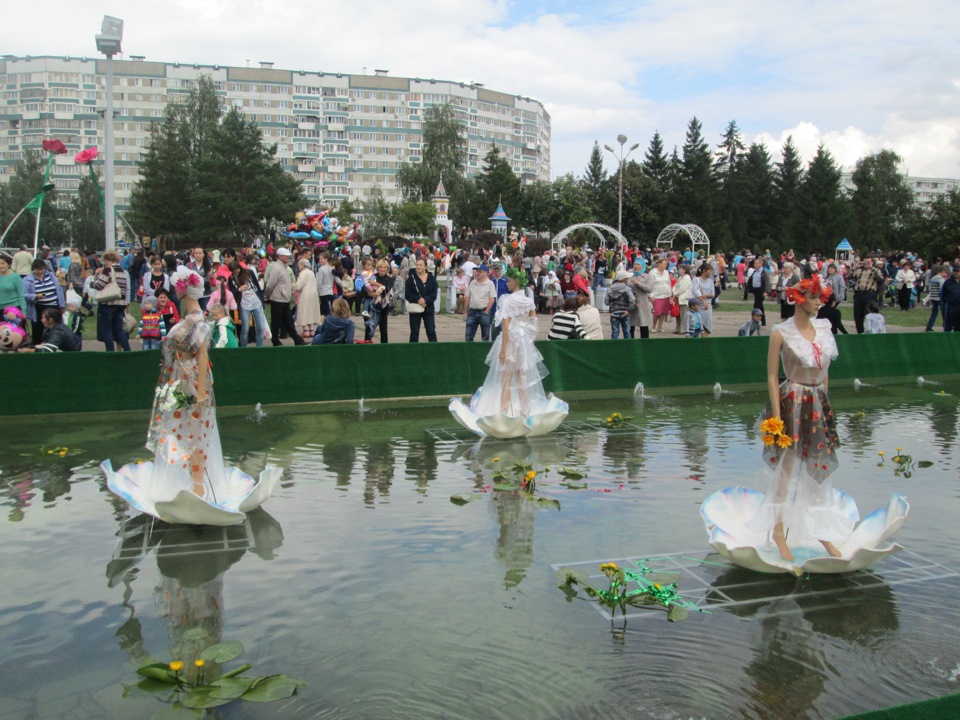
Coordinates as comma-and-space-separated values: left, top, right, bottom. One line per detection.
561, 482, 587, 490
667, 605, 689, 622
556, 567, 591, 586
152, 704, 205, 720
918, 460, 933, 468
493, 483, 517, 492
241, 675, 304, 702
182, 628, 209, 641
136, 663, 177, 683
450, 494, 482, 505
209, 677, 255, 699
556, 467, 585, 479
123, 678, 175, 698
180, 686, 235, 709
199, 640, 244, 663
533, 497, 561, 510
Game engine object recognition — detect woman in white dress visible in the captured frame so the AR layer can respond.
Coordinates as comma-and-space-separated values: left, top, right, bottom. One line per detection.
295, 259, 322, 338
748, 274, 850, 560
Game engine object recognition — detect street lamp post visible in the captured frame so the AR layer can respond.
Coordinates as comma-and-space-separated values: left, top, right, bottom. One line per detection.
96, 15, 123, 252
604, 134, 640, 239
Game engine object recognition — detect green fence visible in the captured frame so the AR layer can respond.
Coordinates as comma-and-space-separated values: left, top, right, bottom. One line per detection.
3, 334, 959, 417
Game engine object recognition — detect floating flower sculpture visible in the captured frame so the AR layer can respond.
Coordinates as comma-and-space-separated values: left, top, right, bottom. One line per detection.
102, 459, 282, 526
450, 389, 568, 439
701, 487, 909, 575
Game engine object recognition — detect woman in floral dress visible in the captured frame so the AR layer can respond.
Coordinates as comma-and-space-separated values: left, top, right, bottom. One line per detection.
749, 274, 852, 561
147, 267, 226, 499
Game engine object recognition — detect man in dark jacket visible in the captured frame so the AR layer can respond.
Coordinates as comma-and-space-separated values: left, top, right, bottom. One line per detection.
941, 265, 960, 332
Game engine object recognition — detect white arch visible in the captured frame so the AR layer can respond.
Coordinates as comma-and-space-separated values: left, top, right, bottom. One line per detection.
655, 223, 710, 259
550, 223, 627, 254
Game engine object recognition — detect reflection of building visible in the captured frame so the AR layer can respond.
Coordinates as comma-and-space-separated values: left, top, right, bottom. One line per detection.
0, 56, 551, 209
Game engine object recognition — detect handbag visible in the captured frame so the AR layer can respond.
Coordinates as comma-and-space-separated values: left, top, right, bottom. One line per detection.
669, 298, 680, 318
123, 309, 138, 336
407, 275, 425, 313
93, 268, 122, 303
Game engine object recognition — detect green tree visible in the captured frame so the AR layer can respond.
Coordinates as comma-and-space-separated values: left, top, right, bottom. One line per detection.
796, 144, 851, 256
582, 141, 608, 220
918, 189, 960, 260
675, 117, 718, 229
394, 201, 437, 237
190, 107, 304, 243
620, 160, 666, 243
362, 185, 394, 239
335, 199, 360, 225
522, 179, 557, 235
850, 149, 917, 251
714, 120, 748, 247
68, 171, 105, 249
551, 173, 593, 230
775, 136, 805, 251
0, 150, 67, 249
396, 103, 466, 202
476, 145, 522, 227
740, 142, 777, 248
641, 131, 670, 185
129, 76, 303, 243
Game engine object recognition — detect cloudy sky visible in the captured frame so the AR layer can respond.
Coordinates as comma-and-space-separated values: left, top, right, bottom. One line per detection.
5, 0, 960, 179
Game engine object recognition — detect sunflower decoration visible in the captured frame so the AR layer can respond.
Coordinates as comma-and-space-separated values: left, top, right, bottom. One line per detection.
760, 416, 793, 449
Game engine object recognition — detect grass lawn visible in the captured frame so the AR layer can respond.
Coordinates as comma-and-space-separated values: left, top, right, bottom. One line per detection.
711, 297, 937, 328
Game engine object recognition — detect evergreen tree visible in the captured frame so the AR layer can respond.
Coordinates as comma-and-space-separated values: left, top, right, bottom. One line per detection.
675, 117, 718, 229
582, 141, 607, 219
740, 143, 777, 247
0, 150, 68, 249
522, 179, 557, 235
714, 120, 748, 247
850, 149, 917, 251
620, 160, 666, 243
663, 147, 683, 224
774, 136, 805, 251
551, 173, 593, 230
641, 131, 669, 185
68, 171, 105, 250
476, 144, 522, 226
190, 108, 304, 243
796, 144, 851, 256
362, 185, 394, 239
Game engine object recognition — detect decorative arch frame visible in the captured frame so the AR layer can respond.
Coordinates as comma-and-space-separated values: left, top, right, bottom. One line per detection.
654, 223, 710, 259
550, 223, 627, 254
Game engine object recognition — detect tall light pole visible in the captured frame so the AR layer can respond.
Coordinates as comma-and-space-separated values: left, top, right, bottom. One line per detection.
96, 15, 123, 252
604, 134, 640, 239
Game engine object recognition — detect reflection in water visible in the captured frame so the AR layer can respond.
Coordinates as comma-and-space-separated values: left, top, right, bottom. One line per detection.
1, 464, 73, 522
707, 566, 899, 718
404, 439, 438, 494
492, 493, 536, 589
362, 442, 395, 506
107, 510, 284, 670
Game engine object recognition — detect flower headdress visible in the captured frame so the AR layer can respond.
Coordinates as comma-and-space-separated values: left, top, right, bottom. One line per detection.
785, 274, 831, 305
505, 267, 527, 288
171, 267, 204, 300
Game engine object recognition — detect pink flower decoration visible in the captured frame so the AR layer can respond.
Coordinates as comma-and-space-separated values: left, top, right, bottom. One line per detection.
74, 147, 99, 164
42, 139, 68, 155
174, 273, 202, 296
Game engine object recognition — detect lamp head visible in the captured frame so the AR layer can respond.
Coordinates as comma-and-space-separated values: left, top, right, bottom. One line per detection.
629, 142, 640, 151
603, 145, 614, 153
96, 15, 123, 56
617, 134, 628, 146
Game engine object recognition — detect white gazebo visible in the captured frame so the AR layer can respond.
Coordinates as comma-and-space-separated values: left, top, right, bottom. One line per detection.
489, 199, 510, 236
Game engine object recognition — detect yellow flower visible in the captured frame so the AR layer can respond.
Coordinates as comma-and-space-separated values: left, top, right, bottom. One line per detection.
524, 470, 536, 481
606, 417, 613, 423
760, 417, 785, 435
169, 661, 184, 672
58, 449, 68, 457
194, 659, 205, 668
878, 451, 885, 457
47, 450, 54, 455
600, 562, 619, 572
761, 434, 776, 446
897, 447, 902, 453
653, 582, 662, 590
775, 434, 794, 449
492, 457, 500, 463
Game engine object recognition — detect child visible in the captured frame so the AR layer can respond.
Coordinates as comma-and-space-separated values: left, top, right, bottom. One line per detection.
64, 290, 86, 339
137, 296, 167, 350
737, 308, 764, 336
209, 303, 239, 348
685, 298, 706, 338
155, 288, 180, 333
864, 301, 886, 334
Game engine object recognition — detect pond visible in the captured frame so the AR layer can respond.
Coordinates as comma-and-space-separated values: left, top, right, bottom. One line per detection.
1, 380, 959, 720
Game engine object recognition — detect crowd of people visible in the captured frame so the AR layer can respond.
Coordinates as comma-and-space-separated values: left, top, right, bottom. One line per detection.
2, 238, 959, 354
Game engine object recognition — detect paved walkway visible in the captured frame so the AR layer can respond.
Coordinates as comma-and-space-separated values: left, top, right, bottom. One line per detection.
80, 298, 926, 351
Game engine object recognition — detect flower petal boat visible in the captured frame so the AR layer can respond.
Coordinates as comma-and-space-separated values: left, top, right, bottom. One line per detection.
700, 486, 909, 575
102, 459, 282, 526
450, 390, 569, 439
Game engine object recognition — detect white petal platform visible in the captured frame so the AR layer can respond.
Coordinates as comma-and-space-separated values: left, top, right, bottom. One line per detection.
450, 391, 568, 439
102, 459, 283, 526
700, 486, 909, 575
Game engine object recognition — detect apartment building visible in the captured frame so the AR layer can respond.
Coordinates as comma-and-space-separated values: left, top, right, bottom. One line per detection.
0, 55, 551, 210
840, 171, 958, 207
